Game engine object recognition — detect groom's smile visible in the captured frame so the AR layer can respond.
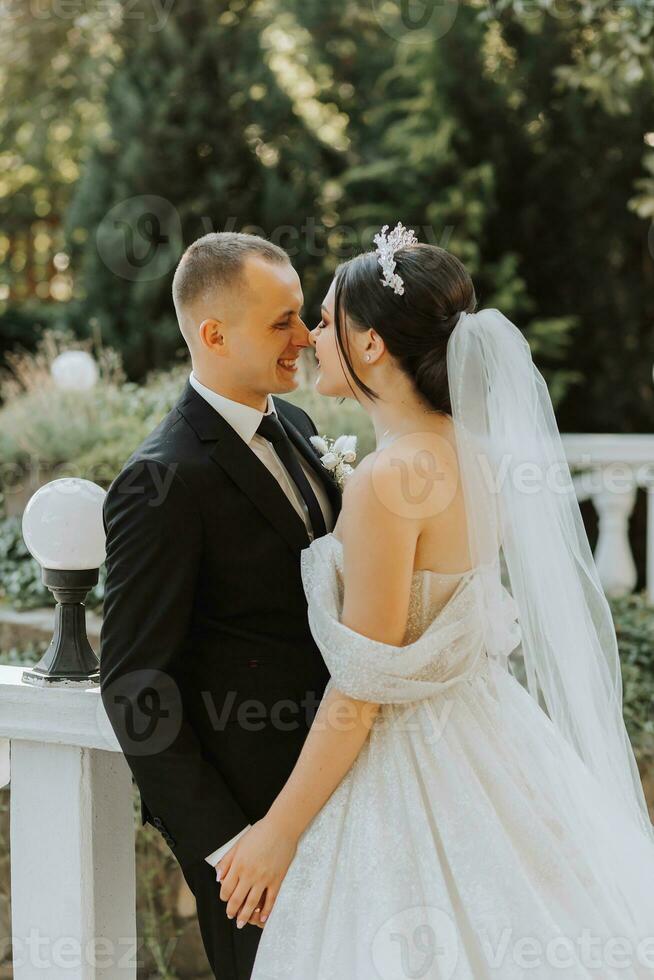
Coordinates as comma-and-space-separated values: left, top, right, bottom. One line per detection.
278, 356, 299, 375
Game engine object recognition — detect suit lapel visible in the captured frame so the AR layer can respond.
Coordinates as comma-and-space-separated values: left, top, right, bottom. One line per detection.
211, 430, 312, 554
177, 382, 311, 555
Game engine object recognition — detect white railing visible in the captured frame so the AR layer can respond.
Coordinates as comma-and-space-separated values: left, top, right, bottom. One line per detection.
0, 668, 136, 979
562, 434, 654, 603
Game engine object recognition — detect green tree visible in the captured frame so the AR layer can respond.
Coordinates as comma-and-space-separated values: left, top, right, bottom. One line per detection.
287, 0, 654, 425
66, 0, 338, 377
0, 0, 115, 361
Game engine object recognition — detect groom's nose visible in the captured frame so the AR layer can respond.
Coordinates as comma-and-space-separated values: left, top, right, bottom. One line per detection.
291, 321, 313, 348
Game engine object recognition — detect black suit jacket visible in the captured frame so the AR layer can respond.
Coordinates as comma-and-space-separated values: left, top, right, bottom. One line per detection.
99, 380, 342, 867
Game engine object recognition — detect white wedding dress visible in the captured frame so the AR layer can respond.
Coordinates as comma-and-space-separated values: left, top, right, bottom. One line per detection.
250, 532, 654, 980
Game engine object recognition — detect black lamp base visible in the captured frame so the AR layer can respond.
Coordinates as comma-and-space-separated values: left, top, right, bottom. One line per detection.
22, 567, 101, 688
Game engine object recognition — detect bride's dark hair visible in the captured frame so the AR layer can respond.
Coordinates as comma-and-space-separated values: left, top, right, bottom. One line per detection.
333, 243, 476, 416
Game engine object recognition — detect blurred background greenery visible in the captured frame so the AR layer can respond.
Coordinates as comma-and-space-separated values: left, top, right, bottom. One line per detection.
1, 0, 653, 430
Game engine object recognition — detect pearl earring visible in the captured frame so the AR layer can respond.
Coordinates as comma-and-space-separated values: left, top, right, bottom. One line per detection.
365, 354, 371, 361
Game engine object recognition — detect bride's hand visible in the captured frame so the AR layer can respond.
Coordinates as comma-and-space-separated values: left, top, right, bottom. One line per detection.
216, 816, 298, 928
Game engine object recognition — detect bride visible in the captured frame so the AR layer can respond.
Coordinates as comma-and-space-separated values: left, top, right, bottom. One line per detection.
215, 224, 654, 979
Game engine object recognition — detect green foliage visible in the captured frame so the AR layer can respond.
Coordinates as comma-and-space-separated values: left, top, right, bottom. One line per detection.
2, 0, 654, 428
0, 0, 118, 332
0, 328, 188, 482
0, 304, 65, 372
301, 0, 654, 427
0, 503, 52, 610
64, 0, 333, 378
610, 590, 654, 765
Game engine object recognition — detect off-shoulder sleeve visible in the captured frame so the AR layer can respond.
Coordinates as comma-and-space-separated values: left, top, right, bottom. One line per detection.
300, 537, 521, 704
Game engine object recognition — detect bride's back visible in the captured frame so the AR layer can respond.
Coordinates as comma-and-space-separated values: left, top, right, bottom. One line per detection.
396, 419, 474, 612
370, 416, 472, 576
412, 419, 472, 577
337, 416, 474, 612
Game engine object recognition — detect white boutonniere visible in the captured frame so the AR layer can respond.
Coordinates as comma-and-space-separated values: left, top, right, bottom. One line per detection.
309, 434, 357, 491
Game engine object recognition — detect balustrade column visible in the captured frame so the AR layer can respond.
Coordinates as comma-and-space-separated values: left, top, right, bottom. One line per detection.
0, 666, 137, 979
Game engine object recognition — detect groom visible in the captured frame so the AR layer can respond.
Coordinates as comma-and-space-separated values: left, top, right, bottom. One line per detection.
99, 232, 342, 979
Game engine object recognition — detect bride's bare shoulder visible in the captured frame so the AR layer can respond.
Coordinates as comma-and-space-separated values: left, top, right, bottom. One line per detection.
343, 432, 460, 524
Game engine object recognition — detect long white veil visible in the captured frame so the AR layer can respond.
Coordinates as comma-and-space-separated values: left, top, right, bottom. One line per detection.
446, 308, 654, 846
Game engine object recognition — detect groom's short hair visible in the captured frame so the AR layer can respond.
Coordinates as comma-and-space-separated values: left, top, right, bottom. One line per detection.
172, 232, 289, 312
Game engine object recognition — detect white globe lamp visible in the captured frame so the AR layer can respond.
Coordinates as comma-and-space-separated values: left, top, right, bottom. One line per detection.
51, 350, 99, 392
21, 479, 106, 686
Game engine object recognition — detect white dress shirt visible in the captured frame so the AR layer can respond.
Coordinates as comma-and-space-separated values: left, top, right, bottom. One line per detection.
188, 371, 333, 870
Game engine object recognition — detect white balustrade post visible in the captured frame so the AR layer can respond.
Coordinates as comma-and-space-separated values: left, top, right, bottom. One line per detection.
562, 435, 654, 599
0, 666, 137, 979
592, 478, 637, 598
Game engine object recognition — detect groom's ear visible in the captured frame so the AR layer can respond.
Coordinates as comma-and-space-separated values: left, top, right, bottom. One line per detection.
199, 318, 227, 353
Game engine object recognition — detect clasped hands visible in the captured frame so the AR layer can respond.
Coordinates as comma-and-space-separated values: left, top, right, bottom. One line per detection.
215, 815, 299, 930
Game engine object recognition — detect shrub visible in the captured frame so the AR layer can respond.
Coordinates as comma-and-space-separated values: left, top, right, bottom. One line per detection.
610, 591, 654, 766
0, 330, 190, 488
